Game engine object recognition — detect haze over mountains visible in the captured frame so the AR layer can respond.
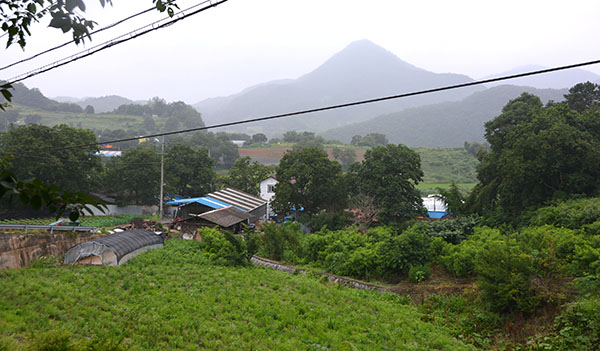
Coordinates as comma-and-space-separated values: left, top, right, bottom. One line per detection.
193, 40, 484, 135
13, 39, 596, 147
321, 85, 566, 147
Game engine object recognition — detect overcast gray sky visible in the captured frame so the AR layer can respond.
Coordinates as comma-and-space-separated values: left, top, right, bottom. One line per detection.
3, 0, 600, 103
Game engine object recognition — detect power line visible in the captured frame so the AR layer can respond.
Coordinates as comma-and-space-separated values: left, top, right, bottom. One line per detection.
4, 0, 228, 87
2, 58, 597, 157
0, 5, 157, 72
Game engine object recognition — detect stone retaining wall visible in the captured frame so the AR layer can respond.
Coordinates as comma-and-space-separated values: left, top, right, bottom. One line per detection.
0, 231, 102, 269
251, 256, 388, 292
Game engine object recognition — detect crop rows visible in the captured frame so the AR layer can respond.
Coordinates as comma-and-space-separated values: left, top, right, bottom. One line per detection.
0, 214, 151, 228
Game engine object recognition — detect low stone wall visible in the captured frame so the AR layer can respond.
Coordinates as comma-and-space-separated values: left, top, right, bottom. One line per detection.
251, 256, 388, 292
0, 231, 102, 270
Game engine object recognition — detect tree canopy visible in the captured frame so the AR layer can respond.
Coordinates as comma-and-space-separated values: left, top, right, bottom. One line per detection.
165, 144, 214, 197
104, 146, 160, 205
469, 86, 600, 222
272, 147, 345, 215
350, 144, 424, 222
221, 156, 272, 196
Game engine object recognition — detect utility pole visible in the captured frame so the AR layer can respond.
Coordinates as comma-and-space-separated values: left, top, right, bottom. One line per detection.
159, 135, 165, 218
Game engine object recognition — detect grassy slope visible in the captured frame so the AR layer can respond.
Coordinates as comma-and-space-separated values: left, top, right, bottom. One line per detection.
241, 145, 479, 186
13, 104, 151, 131
0, 240, 473, 350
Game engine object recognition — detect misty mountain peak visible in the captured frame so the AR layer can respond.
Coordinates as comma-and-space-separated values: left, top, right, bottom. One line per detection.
304, 39, 421, 81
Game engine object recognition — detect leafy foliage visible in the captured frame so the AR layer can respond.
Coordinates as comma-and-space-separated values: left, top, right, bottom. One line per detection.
0, 239, 473, 350
220, 156, 271, 195
1, 124, 102, 193
104, 147, 160, 205
272, 147, 346, 215
350, 144, 424, 223
165, 144, 214, 197
470, 89, 600, 221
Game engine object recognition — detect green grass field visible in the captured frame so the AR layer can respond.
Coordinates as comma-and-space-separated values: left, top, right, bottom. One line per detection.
416, 183, 477, 196
0, 240, 474, 350
14, 104, 152, 131
0, 215, 152, 228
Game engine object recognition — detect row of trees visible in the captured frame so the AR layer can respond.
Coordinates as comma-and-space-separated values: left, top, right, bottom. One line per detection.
271, 144, 424, 224
0, 124, 237, 208
460, 82, 600, 224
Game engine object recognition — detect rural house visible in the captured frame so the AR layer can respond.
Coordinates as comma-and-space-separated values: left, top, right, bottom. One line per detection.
259, 176, 278, 219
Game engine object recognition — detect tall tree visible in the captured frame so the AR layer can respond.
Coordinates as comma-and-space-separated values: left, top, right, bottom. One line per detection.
104, 147, 161, 205
0, 124, 102, 193
272, 147, 346, 215
350, 144, 424, 222
165, 144, 214, 197
332, 147, 356, 171
221, 156, 271, 195
470, 90, 600, 221
564, 81, 600, 113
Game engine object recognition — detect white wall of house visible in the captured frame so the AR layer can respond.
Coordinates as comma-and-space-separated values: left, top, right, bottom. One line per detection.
259, 177, 278, 218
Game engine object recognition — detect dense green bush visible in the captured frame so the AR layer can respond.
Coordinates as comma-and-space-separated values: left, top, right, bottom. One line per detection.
299, 211, 353, 231
426, 215, 480, 244
525, 197, 600, 229
198, 227, 250, 266
474, 236, 539, 313
408, 264, 431, 283
260, 222, 302, 261
376, 224, 435, 277
439, 227, 502, 278
550, 297, 600, 351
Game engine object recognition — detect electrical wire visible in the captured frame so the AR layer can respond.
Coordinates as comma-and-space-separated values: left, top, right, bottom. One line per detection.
0, 5, 157, 72
3, 0, 228, 86
2, 57, 598, 157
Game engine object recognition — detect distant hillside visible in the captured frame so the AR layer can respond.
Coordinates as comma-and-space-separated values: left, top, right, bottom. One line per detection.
6, 82, 83, 113
54, 95, 145, 113
482, 65, 600, 89
193, 40, 483, 135
321, 85, 567, 147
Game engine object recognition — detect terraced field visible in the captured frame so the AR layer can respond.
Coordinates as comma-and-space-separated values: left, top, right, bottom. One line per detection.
0, 240, 474, 350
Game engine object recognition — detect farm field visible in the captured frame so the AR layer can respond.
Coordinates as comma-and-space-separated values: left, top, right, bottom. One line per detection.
0, 240, 473, 351
0, 215, 152, 229
12, 104, 152, 131
240, 145, 479, 186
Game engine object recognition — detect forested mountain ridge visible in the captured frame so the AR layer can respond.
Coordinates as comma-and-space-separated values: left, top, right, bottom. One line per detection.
321, 85, 567, 147
193, 40, 483, 135
482, 65, 600, 89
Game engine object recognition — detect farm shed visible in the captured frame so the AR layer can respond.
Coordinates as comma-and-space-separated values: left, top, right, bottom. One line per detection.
63, 229, 165, 266
206, 188, 267, 222
175, 206, 253, 234
167, 187, 267, 223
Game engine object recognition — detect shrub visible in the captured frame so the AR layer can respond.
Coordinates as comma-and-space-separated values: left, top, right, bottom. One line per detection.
27, 329, 75, 351
198, 227, 248, 266
376, 224, 433, 276
474, 237, 538, 313
426, 215, 480, 244
299, 211, 353, 231
525, 197, 600, 229
261, 222, 302, 261
551, 297, 600, 351
409, 264, 431, 283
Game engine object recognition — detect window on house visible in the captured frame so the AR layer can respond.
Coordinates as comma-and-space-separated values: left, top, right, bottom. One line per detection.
267, 184, 275, 193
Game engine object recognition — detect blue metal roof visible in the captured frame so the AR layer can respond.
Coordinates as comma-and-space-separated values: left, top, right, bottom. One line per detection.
427, 210, 450, 219
166, 196, 248, 212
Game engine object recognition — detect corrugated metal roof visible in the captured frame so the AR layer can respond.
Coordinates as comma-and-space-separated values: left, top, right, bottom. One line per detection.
91, 229, 164, 262
206, 188, 266, 212
198, 206, 252, 227
166, 196, 234, 209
